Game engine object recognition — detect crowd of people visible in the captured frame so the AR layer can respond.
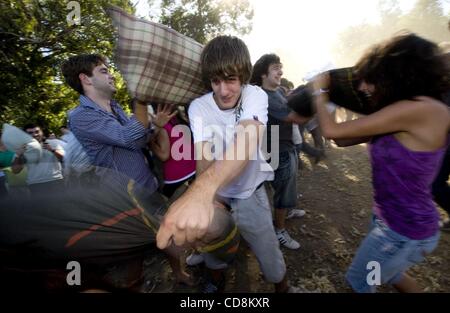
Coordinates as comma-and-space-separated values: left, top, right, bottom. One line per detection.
0, 30, 449, 293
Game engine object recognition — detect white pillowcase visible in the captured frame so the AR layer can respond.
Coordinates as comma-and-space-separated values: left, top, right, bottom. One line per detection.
1, 123, 42, 163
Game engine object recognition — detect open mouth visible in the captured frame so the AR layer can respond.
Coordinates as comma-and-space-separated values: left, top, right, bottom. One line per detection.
362, 91, 372, 98
221, 97, 233, 103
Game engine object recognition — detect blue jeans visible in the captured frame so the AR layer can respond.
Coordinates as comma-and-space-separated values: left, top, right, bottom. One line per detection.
270, 149, 298, 209
346, 216, 440, 293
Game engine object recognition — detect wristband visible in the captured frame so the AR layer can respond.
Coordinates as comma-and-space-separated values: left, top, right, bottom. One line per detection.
312, 88, 330, 97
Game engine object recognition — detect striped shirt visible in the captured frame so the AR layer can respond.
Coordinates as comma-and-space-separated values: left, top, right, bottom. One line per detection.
68, 95, 158, 193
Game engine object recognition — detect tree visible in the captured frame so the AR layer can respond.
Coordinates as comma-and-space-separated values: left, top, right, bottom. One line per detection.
148, 0, 254, 44
397, 0, 449, 43
0, 0, 134, 134
333, 0, 449, 67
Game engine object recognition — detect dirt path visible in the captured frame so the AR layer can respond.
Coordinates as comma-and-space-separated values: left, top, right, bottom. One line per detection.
143, 141, 450, 293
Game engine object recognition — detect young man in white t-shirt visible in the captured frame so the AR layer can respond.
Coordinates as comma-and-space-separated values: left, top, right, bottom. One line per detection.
12, 124, 65, 195
157, 36, 296, 292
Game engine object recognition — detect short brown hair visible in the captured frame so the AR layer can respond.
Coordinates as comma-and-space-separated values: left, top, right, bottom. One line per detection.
200, 36, 252, 90
61, 54, 107, 95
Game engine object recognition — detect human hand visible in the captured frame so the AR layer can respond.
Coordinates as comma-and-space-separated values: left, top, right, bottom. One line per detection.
42, 143, 54, 153
213, 198, 228, 211
15, 144, 26, 157
150, 104, 178, 128
157, 183, 215, 249
312, 72, 331, 94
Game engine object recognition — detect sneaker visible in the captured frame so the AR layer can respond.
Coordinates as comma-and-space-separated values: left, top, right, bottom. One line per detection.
201, 272, 225, 293
314, 150, 326, 164
276, 229, 300, 250
202, 281, 219, 293
186, 253, 204, 266
286, 209, 306, 219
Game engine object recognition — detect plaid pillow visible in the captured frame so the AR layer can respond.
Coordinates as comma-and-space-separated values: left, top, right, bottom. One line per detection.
107, 6, 207, 105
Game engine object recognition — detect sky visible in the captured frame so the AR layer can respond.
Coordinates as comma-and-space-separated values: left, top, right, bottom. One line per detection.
132, 0, 449, 85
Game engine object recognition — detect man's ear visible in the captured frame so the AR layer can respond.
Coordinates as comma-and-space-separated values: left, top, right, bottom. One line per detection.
79, 73, 91, 86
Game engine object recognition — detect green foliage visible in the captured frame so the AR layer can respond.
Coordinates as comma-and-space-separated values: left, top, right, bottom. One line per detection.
1, 0, 254, 134
333, 0, 449, 67
149, 0, 254, 44
0, 0, 134, 134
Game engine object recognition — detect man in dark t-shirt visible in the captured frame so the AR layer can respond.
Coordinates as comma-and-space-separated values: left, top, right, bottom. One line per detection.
251, 54, 313, 250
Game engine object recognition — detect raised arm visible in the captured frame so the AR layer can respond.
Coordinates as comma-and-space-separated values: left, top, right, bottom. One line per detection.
313, 74, 426, 140
333, 137, 372, 147
284, 111, 311, 125
69, 108, 150, 151
148, 128, 170, 162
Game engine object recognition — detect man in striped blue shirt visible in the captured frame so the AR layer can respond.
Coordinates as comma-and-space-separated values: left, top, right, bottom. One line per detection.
62, 54, 174, 194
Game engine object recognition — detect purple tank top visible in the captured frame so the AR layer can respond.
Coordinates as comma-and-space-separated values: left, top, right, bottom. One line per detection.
370, 134, 448, 240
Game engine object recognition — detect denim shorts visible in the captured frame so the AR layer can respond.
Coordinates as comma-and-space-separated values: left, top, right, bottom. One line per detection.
270, 149, 298, 209
346, 216, 440, 293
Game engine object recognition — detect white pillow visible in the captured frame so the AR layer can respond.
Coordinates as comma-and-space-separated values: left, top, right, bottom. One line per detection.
1, 123, 42, 163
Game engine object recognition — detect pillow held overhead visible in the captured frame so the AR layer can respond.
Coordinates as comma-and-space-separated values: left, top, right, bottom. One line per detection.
1, 124, 42, 163
107, 6, 207, 105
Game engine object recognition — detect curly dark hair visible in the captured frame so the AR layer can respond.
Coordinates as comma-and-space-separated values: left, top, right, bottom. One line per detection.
354, 32, 450, 109
61, 54, 107, 95
250, 54, 281, 86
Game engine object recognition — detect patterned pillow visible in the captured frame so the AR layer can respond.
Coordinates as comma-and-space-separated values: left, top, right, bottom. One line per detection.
107, 6, 207, 105
288, 67, 375, 116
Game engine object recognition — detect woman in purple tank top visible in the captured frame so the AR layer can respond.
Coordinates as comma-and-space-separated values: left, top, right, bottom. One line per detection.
313, 33, 450, 293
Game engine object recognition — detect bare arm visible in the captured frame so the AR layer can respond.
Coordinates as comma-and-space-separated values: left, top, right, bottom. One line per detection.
134, 100, 149, 129
148, 128, 170, 162
157, 119, 264, 249
284, 111, 311, 125
43, 143, 64, 162
11, 145, 26, 174
313, 74, 423, 140
333, 137, 372, 147
195, 141, 214, 175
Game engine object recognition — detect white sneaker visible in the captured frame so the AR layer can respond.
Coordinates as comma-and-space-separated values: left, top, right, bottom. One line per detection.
186, 253, 204, 266
286, 209, 306, 220
276, 230, 300, 250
